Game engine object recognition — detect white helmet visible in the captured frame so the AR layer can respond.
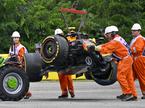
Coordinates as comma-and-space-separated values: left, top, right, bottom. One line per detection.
55, 28, 63, 35
11, 31, 20, 38
105, 26, 119, 35
110, 26, 119, 32
131, 23, 141, 30
104, 26, 112, 35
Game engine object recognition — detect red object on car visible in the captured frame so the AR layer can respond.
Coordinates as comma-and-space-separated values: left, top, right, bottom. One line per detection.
60, 8, 87, 15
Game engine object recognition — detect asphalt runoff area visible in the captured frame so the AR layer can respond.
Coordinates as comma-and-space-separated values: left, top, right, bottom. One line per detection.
0, 80, 145, 108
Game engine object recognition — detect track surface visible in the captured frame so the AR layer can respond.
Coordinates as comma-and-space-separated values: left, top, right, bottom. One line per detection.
0, 81, 145, 108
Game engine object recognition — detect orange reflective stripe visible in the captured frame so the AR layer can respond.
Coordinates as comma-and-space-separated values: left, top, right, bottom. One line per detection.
18, 47, 25, 61
100, 37, 129, 58
130, 35, 145, 56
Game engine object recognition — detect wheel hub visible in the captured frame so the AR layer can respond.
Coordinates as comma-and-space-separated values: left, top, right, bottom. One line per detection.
7, 76, 18, 89
3, 72, 23, 95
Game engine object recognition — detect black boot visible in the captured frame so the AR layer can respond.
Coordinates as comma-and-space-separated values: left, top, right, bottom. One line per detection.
58, 94, 68, 99
24, 92, 32, 99
116, 94, 126, 99
122, 94, 137, 101
141, 95, 145, 99
71, 94, 75, 98
70, 93, 75, 98
69, 91, 75, 98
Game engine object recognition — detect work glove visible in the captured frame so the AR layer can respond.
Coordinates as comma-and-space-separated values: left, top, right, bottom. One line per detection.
95, 45, 102, 51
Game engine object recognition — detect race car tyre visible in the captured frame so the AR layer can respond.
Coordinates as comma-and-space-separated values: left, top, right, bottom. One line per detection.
0, 65, 29, 101
91, 61, 117, 86
24, 53, 43, 82
41, 35, 69, 65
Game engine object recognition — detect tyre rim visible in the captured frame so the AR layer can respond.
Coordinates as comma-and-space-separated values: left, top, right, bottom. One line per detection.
3, 72, 23, 95
46, 43, 56, 57
43, 39, 57, 59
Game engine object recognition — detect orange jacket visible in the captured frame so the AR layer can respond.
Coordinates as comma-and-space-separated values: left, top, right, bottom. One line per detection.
9, 43, 27, 62
67, 36, 77, 42
130, 35, 145, 93
130, 35, 145, 57
100, 35, 129, 59
18, 47, 25, 61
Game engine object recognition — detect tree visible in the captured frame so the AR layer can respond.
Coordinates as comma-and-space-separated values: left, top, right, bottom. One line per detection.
0, 0, 144, 53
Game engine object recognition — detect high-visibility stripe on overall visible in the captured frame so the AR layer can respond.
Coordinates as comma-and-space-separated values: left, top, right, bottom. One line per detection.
9, 44, 27, 55
130, 35, 145, 95
100, 35, 137, 96
9, 44, 28, 62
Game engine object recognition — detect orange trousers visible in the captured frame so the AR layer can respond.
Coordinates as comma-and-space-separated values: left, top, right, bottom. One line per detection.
133, 55, 145, 95
117, 56, 137, 97
58, 73, 74, 95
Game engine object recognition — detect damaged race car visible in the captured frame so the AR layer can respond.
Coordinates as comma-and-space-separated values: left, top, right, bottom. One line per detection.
24, 5, 117, 86
24, 33, 117, 85
0, 4, 117, 101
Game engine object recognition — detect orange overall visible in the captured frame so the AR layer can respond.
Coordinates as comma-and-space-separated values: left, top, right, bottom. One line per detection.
130, 35, 145, 95
58, 73, 74, 95
17, 47, 25, 62
100, 35, 137, 97
9, 43, 31, 98
58, 36, 75, 96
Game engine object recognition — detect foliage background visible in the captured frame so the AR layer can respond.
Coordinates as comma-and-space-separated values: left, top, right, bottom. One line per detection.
0, 0, 144, 53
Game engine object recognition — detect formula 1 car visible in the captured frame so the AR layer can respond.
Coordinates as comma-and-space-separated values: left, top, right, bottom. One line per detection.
24, 34, 117, 86
0, 33, 117, 101
24, 5, 117, 85
0, 3, 117, 101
